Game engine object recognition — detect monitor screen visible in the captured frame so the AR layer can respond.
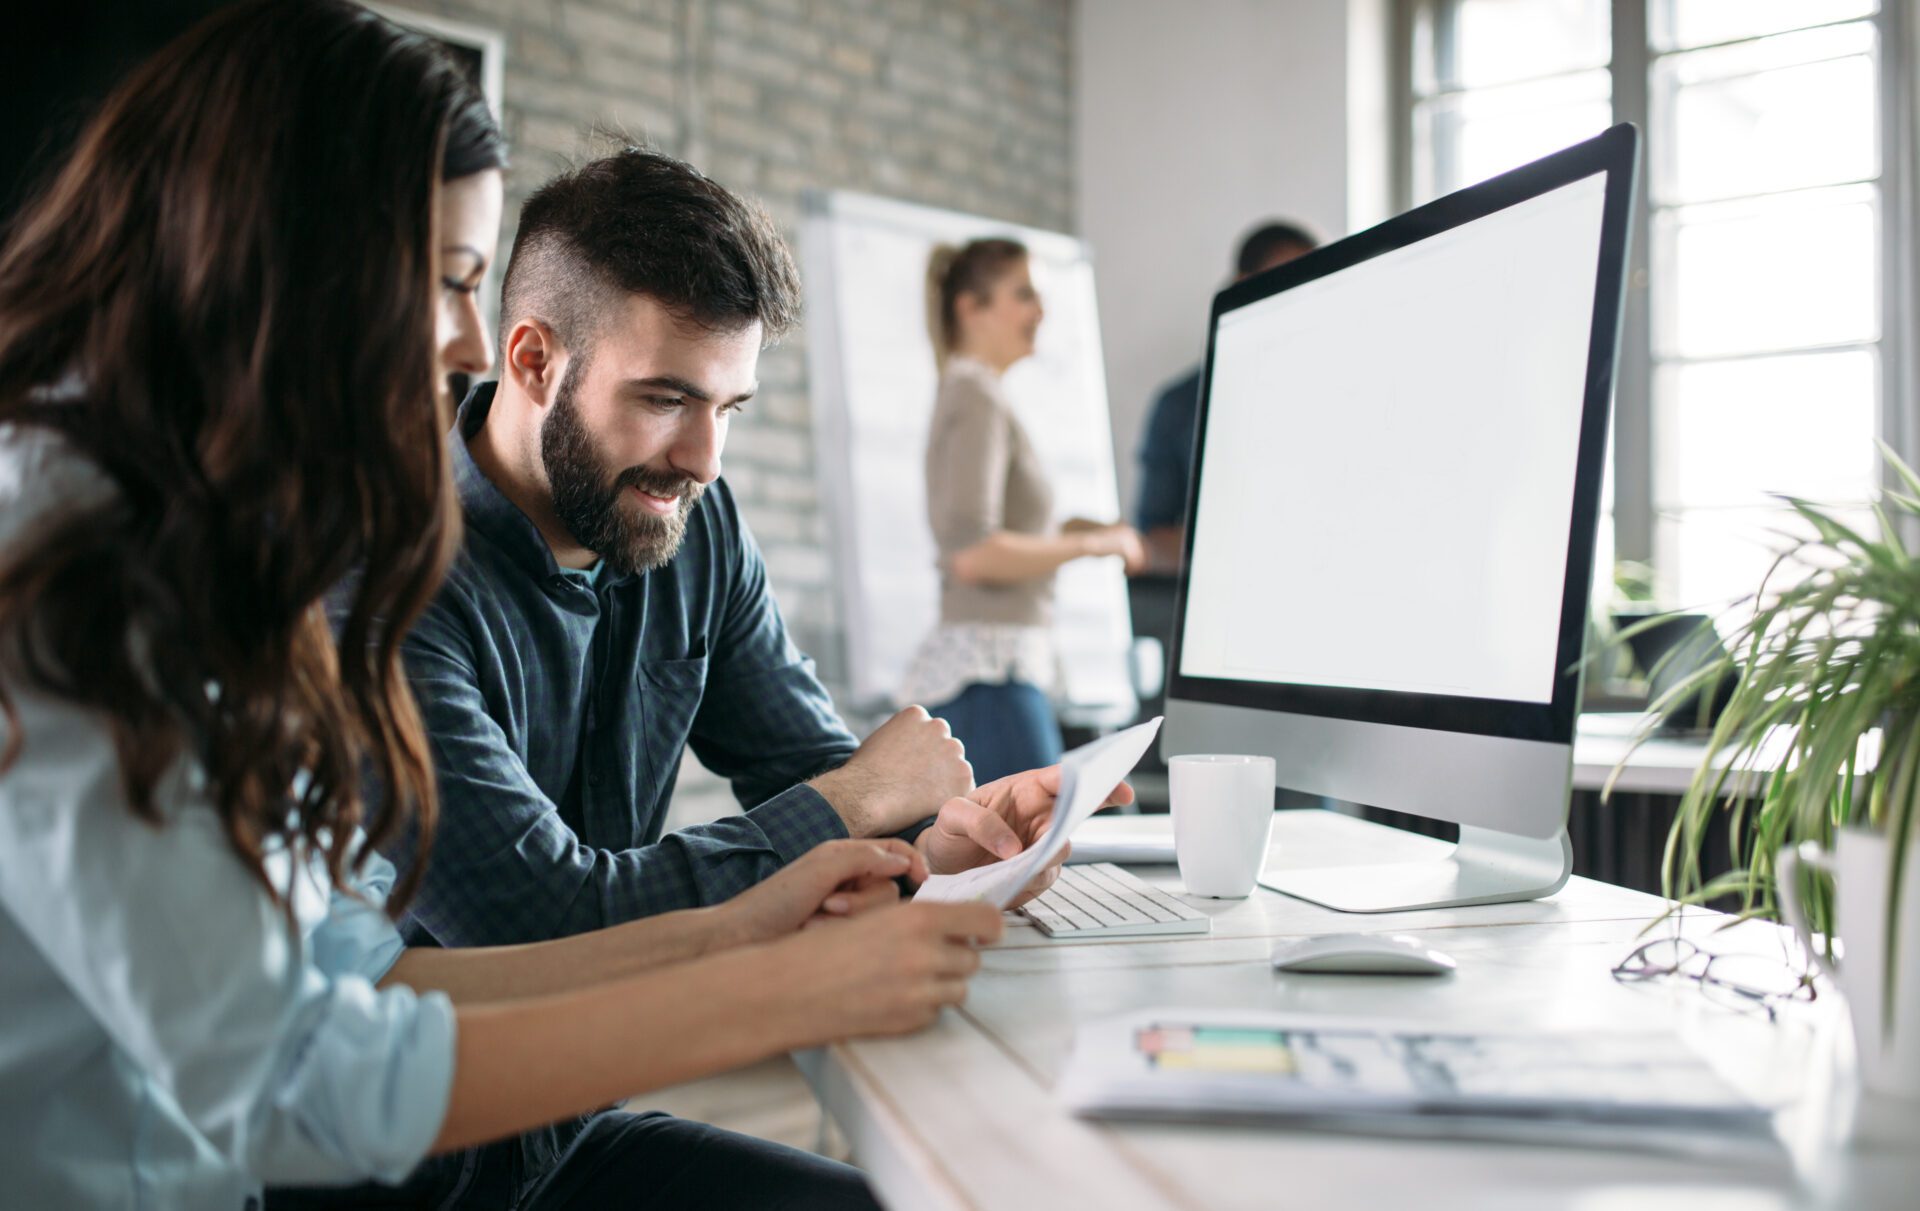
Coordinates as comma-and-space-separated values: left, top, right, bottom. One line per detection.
1178, 173, 1609, 707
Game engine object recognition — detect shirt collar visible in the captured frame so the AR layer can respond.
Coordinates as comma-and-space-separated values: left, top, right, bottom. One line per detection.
452, 381, 633, 588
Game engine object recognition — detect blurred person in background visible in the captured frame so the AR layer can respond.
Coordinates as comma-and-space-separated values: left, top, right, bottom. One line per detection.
904, 238, 1145, 782
1134, 220, 1320, 575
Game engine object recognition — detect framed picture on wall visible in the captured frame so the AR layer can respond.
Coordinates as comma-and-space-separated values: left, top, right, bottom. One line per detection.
367, 5, 504, 118
367, 4, 506, 366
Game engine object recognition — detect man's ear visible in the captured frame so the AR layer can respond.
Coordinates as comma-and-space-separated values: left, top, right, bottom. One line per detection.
503, 319, 565, 409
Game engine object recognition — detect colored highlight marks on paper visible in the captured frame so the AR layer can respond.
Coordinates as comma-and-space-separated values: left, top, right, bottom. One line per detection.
1136, 1024, 1297, 1075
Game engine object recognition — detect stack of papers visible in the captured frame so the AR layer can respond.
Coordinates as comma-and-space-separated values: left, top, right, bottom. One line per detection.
915, 717, 1162, 907
1058, 1009, 1778, 1154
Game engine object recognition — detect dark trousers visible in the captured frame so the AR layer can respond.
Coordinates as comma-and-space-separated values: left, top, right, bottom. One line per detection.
266, 1110, 881, 1211
927, 679, 1064, 785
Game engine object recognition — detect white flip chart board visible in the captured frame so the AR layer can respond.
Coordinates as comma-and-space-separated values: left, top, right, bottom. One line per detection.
802, 190, 1136, 725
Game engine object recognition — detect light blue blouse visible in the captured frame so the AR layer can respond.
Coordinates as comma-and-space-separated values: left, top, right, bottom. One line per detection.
0, 426, 456, 1209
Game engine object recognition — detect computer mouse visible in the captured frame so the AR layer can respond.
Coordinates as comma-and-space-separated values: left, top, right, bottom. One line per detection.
1270, 932, 1457, 976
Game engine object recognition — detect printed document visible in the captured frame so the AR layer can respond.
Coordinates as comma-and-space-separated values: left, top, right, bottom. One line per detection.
1057, 1008, 1779, 1156
915, 716, 1162, 907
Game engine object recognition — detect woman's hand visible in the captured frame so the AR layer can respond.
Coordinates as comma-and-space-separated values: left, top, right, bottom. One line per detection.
712, 840, 927, 951
1065, 518, 1148, 575
765, 901, 1006, 1041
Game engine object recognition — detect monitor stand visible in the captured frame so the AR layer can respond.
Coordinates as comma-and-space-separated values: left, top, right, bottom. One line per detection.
1261, 825, 1573, 913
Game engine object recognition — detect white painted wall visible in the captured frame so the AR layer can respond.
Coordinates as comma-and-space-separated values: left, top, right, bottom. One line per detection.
1076, 0, 1356, 517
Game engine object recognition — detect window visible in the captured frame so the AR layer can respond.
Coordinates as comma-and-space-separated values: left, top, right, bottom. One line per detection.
1400, 0, 1910, 612
1410, 0, 1613, 202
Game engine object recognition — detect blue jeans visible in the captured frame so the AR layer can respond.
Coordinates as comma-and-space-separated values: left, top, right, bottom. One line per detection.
927, 679, 1063, 785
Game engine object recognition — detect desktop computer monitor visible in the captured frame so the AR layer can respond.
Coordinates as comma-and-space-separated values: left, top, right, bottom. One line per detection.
1164, 124, 1638, 913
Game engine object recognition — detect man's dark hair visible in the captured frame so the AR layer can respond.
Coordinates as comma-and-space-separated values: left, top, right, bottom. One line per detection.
500, 146, 802, 357
1235, 220, 1320, 277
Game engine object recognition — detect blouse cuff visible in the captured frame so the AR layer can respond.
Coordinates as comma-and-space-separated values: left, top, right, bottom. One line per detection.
254, 978, 456, 1186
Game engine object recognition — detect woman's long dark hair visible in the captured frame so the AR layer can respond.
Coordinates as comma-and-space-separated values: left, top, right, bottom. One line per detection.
0, 0, 504, 912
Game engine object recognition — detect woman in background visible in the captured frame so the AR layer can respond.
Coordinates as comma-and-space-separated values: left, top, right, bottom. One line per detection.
904, 239, 1146, 782
0, 4, 996, 1208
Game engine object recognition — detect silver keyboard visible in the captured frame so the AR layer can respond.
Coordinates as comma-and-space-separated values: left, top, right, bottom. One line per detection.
1020, 863, 1211, 939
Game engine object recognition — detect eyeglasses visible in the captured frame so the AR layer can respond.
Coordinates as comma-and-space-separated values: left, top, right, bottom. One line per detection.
1611, 936, 1817, 1021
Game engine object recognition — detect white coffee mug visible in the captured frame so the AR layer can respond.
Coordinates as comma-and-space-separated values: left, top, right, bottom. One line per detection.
1170, 754, 1276, 898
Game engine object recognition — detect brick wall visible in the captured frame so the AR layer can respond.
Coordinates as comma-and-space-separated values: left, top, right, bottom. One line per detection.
380, 0, 1074, 816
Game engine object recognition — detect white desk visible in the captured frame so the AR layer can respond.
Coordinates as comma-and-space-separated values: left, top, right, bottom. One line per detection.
800, 810, 1915, 1210
1573, 711, 1739, 795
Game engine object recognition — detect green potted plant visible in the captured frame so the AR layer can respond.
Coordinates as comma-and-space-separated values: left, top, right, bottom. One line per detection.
1615, 447, 1920, 1102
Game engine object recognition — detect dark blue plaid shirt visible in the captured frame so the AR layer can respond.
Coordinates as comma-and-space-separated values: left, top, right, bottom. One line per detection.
391, 382, 858, 947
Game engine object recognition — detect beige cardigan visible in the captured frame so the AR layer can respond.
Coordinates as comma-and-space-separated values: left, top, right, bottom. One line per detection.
924, 356, 1055, 628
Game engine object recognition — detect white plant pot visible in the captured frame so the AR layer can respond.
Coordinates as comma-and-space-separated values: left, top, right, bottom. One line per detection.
1779, 830, 1920, 1102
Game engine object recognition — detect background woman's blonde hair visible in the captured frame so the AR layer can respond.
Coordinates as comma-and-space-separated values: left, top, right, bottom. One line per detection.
925, 237, 1028, 368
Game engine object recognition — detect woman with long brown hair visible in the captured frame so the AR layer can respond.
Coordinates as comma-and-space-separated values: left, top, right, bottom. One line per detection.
0, 4, 997, 1207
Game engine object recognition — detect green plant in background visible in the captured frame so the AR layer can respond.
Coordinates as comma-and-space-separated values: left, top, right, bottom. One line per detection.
1614, 558, 1657, 606
1610, 445, 1920, 967
1587, 560, 1663, 690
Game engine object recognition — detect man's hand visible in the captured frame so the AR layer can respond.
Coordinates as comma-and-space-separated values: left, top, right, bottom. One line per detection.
1141, 524, 1186, 577
915, 764, 1136, 908
807, 706, 972, 837
711, 839, 927, 950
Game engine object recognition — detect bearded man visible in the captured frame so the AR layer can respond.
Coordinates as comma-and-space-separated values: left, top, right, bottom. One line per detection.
391, 147, 1098, 956
356, 143, 1118, 1206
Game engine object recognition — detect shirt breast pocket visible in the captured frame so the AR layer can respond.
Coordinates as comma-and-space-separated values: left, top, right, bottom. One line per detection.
636, 654, 710, 807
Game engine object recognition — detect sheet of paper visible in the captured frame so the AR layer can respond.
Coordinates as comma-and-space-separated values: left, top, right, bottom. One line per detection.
916, 716, 1162, 907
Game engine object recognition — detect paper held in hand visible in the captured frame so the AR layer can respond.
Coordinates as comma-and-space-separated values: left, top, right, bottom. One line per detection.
915, 716, 1163, 907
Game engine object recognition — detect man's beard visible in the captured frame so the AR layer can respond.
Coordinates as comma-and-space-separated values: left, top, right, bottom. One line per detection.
541, 359, 703, 576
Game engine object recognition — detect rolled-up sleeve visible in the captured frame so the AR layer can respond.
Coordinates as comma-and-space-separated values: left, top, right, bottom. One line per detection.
0, 683, 455, 1186
310, 844, 413, 986
248, 973, 454, 1184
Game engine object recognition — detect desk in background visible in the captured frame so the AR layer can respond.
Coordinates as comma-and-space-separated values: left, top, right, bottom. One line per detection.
1343, 713, 1744, 897
1123, 713, 1732, 897
800, 811, 1912, 1210
1573, 710, 1724, 795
